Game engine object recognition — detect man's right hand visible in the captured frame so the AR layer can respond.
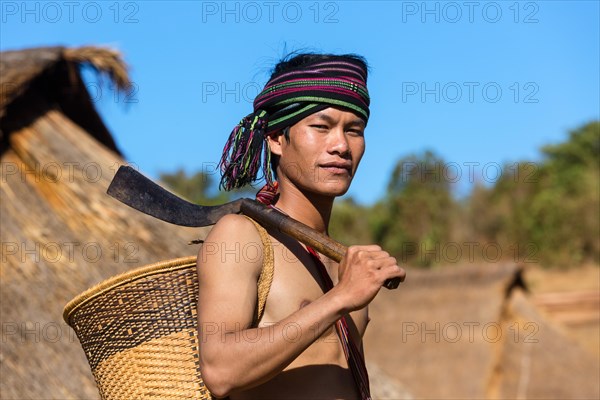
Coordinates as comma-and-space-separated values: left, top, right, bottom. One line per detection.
333, 245, 406, 312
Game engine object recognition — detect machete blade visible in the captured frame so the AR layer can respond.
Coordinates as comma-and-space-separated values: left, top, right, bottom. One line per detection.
107, 165, 243, 227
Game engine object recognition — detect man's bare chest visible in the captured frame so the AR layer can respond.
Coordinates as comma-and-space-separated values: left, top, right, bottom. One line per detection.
257, 238, 368, 338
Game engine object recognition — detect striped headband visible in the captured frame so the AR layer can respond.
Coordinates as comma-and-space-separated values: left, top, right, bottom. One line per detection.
219, 57, 370, 191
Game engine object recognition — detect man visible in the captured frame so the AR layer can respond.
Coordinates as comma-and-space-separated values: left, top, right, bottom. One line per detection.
197, 53, 406, 399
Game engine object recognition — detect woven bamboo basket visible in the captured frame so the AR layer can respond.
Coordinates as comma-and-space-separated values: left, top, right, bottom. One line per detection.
63, 255, 212, 400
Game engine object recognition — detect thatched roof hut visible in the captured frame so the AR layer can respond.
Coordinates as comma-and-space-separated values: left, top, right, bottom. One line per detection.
365, 263, 600, 399
0, 46, 201, 399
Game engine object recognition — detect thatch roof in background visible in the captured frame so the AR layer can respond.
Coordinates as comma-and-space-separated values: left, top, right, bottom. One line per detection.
0, 46, 203, 399
365, 263, 600, 399
0, 46, 124, 155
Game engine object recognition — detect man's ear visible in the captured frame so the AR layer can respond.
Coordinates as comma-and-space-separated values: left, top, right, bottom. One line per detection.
267, 131, 284, 156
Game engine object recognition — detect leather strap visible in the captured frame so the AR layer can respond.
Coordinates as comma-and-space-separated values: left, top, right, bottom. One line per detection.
243, 216, 274, 326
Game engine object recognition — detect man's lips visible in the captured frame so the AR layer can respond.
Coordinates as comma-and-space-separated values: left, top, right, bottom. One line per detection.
319, 162, 352, 174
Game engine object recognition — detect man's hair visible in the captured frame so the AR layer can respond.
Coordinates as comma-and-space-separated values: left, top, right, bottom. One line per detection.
270, 52, 369, 80
268, 52, 370, 178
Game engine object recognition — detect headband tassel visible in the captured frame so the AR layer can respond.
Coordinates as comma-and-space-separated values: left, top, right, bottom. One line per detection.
219, 110, 273, 191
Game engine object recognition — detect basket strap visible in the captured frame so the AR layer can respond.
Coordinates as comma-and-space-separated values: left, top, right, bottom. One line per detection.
243, 216, 274, 326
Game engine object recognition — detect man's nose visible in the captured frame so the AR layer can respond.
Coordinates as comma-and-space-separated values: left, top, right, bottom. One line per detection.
328, 127, 350, 155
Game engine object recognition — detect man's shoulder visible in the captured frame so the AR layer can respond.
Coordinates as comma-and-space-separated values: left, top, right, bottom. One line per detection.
208, 213, 262, 242
200, 214, 266, 268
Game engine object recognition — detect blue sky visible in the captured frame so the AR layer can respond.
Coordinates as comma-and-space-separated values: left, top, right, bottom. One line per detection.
2, 1, 599, 204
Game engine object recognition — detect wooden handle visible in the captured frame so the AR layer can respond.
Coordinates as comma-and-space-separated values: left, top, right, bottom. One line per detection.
240, 199, 401, 290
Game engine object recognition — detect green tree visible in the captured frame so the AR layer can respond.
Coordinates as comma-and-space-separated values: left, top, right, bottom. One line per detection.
371, 150, 457, 267
330, 197, 373, 246
466, 121, 599, 267
527, 121, 599, 266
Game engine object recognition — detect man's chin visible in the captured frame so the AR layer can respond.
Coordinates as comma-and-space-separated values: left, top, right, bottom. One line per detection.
316, 180, 352, 197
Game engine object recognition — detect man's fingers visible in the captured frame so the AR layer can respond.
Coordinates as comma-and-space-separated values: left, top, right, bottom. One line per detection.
349, 247, 391, 261
369, 255, 398, 269
343, 245, 405, 284
369, 252, 394, 261
379, 264, 406, 282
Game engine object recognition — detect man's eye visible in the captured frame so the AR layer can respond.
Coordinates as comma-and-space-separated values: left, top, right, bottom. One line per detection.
348, 129, 365, 136
311, 125, 328, 130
